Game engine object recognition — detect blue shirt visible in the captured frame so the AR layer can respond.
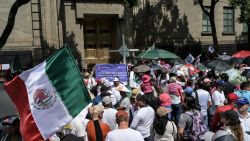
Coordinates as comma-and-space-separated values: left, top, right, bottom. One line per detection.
235, 90, 250, 112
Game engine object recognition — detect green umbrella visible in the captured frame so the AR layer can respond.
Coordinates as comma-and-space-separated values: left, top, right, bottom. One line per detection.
137, 49, 179, 59
226, 69, 246, 85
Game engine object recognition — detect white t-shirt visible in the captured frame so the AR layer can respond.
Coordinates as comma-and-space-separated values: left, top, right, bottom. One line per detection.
239, 112, 250, 141
105, 128, 144, 141
192, 89, 211, 116
212, 90, 225, 106
130, 106, 155, 138
102, 108, 118, 130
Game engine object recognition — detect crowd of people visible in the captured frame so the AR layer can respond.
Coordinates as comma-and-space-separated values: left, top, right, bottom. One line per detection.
1, 59, 250, 141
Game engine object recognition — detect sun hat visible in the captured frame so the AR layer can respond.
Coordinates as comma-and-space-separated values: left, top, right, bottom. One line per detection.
141, 75, 151, 83
159, 93, 171, 106
89, 105, 104, 118
157, 106, 172, 117
140, 82, 154, 94
131, 88, 140, 98
102, 96, 112, 105
227, 93, 238, 102
236, 97, 249, 106
116, 85, 130, 93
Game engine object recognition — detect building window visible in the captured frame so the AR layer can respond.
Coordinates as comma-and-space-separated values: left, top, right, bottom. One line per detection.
223, 7, 234, 32
202, 12, 211, 32
243, 23, 248, 33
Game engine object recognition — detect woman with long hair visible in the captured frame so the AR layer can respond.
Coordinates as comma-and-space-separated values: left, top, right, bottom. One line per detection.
153, 106, 177, 141
178, 95, 201, 141
212, 110, 244, 141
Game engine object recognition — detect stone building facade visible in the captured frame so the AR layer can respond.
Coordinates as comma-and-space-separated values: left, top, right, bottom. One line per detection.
0, 0, 248, 67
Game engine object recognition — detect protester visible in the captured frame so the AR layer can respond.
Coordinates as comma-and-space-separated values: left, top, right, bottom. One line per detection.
167, 76, 183, 125
140, 74, 154, 102
178, 96, 208, 141
130, 94, 155, 141
117, 85, 131, 114
0, 116, 22, 141
153, 106, 177, 141
211, 80, 226, 117
86, 105, 111, 141
236, 97, 250, 141
159, 93, 172, 119
212, 110, 244, 141
83, 72, 96, 90
101, 96, 118, 130
192, 79, 212, 126
129, 88, 140, 123
220, 73, 235, 96
105, 110, 144, 141
211, 93, 238, 132
112, 76, 123, 105
235, 82, 250, 112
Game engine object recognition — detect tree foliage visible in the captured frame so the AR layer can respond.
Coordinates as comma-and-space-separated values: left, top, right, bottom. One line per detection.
230, 0, 249, 23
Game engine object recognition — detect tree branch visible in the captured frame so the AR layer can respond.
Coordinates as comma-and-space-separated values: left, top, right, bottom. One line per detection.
0, 0, 31, 49
197, 0, 210, 16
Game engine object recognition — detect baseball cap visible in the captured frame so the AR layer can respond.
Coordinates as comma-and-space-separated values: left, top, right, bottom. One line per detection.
204, 78, 211, 83
217, 80, 225, 86
184, 87, 193, 94
113, 76, 120, 82
227, 93, 238, 102
236, 97, 249, 106
102, 96, 112, 105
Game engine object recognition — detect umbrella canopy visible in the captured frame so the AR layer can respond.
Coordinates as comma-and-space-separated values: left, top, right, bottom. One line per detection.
150, 64, 161, 71
217, 54, 231, 61
207, 60, 231, 72
137, 49, 180, 59
229, 58, 243, 65
167, 58, 186, 65
0, 83, 17, 118
197, 64, 207, 71
242, 56, 250, 66
133, 65, 150, 73
226, 69, 246, 85
241, 69, 250, 77
232, 50, 250, 58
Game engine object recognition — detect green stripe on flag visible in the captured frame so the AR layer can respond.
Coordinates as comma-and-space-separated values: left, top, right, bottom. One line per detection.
45, 45, 91, 117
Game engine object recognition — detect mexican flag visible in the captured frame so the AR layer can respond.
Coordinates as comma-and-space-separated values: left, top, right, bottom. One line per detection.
4, 46, 91, 140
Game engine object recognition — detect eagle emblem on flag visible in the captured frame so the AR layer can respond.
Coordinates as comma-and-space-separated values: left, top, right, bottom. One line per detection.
32, 89, 56, 110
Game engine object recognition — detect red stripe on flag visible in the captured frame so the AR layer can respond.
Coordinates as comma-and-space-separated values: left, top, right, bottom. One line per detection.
4, 76, 43, 141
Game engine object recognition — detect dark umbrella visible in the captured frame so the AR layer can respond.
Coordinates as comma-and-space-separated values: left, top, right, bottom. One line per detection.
229, 58, 243, 65
150, 64, 161, 71
242, 56, 250, 66
241, 69, 250, 78
167, 58, 186, 65
217, 54, 231, 61
207, 60, 231, 72
133, 65, 150, 73
0, 83, 17, 118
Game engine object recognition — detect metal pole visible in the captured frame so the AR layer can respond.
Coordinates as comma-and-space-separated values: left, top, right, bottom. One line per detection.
122, 34, 126, 64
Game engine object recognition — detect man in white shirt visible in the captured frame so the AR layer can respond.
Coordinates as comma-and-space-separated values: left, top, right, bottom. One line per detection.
130, 94, 155, 141
192, 81, 212, 126
101, 96, 118, 130
211, 80, 226, 116
105, 110, 144, 141
236, 97, 250, 141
